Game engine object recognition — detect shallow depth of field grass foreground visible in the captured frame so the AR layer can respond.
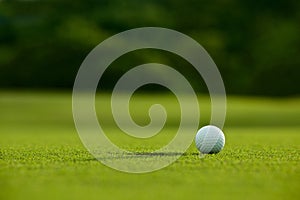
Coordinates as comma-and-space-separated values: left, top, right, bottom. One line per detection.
0, 91, 299, 200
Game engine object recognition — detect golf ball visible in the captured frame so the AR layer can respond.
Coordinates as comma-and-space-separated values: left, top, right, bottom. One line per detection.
195, 125, 225, 154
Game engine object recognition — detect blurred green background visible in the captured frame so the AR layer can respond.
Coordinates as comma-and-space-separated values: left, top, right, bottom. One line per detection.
0, 0, 300, 96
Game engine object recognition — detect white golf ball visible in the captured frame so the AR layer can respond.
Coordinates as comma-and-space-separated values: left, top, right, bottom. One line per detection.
195, 125, 225, 154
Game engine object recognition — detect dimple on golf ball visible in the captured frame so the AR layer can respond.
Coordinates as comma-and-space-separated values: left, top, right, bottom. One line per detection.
195, 125, 225, 154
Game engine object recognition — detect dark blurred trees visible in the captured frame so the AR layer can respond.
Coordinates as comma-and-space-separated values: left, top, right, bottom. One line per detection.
0, 0, 299, 96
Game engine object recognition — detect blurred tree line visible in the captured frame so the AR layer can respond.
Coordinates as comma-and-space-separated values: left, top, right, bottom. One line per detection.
0, 0, 299, 96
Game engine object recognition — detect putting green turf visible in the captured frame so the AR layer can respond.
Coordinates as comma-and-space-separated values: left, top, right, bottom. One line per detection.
0, 91, 299, 200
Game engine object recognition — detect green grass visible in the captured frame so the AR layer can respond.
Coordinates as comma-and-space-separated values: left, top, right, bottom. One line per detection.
0, 91, 299, 200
